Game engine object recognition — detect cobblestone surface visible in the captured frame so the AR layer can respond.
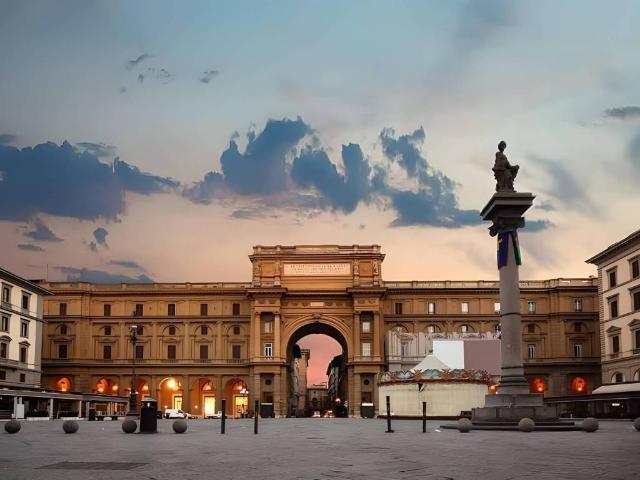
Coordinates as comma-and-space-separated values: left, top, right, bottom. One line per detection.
1, 418, 638, 479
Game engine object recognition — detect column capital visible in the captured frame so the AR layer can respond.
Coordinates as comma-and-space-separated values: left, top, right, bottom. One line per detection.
480, 192, 535, 237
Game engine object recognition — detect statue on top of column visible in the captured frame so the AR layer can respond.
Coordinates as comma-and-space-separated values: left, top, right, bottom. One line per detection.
493, 141, 519, 192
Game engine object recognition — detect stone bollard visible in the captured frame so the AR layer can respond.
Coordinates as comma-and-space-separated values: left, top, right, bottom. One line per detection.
172, 419, 187, 434
582, 417, 599, 432
4, 419, 21, 434
63, 420, 79, 434
457, 418, 472, 433
633, 417, 640, 432
518, 418, 535, 432
122, 419, 137, 434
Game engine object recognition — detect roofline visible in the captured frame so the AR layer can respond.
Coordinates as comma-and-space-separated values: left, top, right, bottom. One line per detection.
586, 228, 640, 265
0, 267, 53, 295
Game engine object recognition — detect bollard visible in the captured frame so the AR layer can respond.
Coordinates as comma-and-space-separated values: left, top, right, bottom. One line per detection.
385, 396, 394, 433
422, 401, 427, 433
254, 400, 259, 435
221, 399, 226, 435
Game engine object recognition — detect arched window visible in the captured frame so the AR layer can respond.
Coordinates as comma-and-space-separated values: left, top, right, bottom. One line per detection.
460, 324, 470, 333
168, 325, 176, 336
573, 322, 583, 333
611, 372, 624, 383
426, 325, 435, 334
634, 369, 640, 382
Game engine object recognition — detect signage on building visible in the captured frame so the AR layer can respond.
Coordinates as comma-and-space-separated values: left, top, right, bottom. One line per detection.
283, 263, 351, 276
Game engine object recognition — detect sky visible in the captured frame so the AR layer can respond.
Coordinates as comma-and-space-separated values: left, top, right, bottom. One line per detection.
1, 1, 639, 378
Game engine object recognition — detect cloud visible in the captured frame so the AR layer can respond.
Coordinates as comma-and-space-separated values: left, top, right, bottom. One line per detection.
17, 243, 44, 252
529, 155, 595, 214
0, 134, 17, 146
138, 73, 144, 83
628, 130, 640, 170
24, 218, 63, 242
75, 142, 116, 158
146, 67, 173, 83
126, 53, 151, 70
119, 87, 127, 94
291, 143, 371, 213
55, 266, 153, 283
199, 70, 220, 83
453, 0, 517, 55
604, 106, 640, 121
110, 259, 146, 271
184, 117, 310, 202
93, 227, 108, 246
0, 141, 178, 221
377, 127, 482, 228
524, 219, 553, 232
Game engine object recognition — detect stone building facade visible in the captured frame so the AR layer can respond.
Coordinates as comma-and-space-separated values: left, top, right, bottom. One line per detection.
587, 228, 640, 384
38, 245, 600, 417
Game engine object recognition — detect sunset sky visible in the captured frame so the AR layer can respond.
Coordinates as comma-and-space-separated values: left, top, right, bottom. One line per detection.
1, 1, 639, 383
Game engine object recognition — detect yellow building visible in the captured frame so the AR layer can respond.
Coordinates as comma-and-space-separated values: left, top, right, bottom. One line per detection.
39, 245, 600, 417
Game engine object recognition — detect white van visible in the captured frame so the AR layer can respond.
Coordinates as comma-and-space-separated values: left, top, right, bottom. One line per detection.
164, 409, 191, 419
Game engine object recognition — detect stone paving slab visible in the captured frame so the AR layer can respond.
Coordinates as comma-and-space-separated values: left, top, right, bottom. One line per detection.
1, 419, 638, 479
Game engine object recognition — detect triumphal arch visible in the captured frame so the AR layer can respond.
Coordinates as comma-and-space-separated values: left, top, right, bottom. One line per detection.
248, 245, 385, 417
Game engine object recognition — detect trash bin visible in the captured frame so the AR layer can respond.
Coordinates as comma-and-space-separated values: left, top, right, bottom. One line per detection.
361, 402, 374, 418
140, 398, 158, 433
260, 403, 274, 418
88, 408, 96, 421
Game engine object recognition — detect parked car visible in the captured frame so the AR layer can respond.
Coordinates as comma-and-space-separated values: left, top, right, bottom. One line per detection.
312, 411, 321, 418
205, 411, 223, 419
165, 409, 192, 419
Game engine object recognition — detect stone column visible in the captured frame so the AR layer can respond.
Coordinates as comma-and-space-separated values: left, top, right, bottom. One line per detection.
253, 313, 261, 359
373, 312, 381, 359
49, 397, 54, 419
273, 373, 282, 417
353, 373, 361, 417
216, 321, 223, 360
274, 312, 281, 359
353, 313, 360, 359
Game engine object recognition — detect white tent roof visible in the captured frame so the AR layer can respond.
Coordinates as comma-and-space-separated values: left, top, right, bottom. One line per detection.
411, 354, 450, 371
591, 382, 640, 394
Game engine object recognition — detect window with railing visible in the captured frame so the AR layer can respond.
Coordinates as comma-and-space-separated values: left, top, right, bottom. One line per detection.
361, 342, 371, 357
527, 343, 536, 359
573, 343, 583, 358
167, 344, 177, 359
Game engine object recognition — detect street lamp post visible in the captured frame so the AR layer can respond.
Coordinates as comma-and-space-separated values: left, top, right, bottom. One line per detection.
127, 324, 138, 417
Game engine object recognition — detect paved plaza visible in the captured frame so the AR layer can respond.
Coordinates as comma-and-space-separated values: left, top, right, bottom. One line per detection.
1, 418, 639, 479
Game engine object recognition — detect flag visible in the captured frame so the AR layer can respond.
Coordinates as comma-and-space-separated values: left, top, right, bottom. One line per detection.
497, 230, 522, 268
511, 230, 522, 266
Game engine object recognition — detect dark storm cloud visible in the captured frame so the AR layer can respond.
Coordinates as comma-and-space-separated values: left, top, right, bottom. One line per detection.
110, 259, 145, 271
55, 266, 153, 284
604, 106, 640, 121
291, 143, 371, 213
126, 53, 151, 70
24, 218, 63, 242
17, 243, 44, 252
184, 117, 310, 202
75, 142, 116, 158
0, 141, 178, 221
199, 70, 220, 83
93, 227, 108, 246
376, 128, 482, 228
0, 134, 17, 145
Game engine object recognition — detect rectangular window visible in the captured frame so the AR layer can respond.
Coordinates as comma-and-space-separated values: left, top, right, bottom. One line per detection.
635, 329, 640, 350
527, 301, 536, 313
103, 345, 112, 359
167, 344, 177, 359
400, 342, 409, 357
232, 344, 241, 359
527, 323, 535, 334
104, 325, 112, 336
632, 259, 640, 279
136, 325, 144, 335
608, 269, 617, 288
264, 321, 272, 333
461, 302, 469, 314
20, 320, 29, 337
494, 302, 501, 313
19, 373, 25, 383
134, 304, 143, 316
59, 303, 67, 315
103, 304, 111, 316
527, 344, 536, 359
612, 335, 620, 353
574, 343, 583, 358
0, 315, 8, 332
20, 346, 28, 363
135, 345, 144, 359
0, 342, 7, 358
1, 286, 10, 304
201, 325, 208, 335
633, 291, 640, 312
610, 298, 619, 318
232, 303, 241, 315
427, 302, 435, 314
58, 344, 68, 359
168, 303, 176, 316
361, 320, 371, 333
60, 324, 67, 335
0, 371, 5, 380
362, 342, 371, 357
199, 344, 209, 360
200, 303, 208, 316
264, 343, 273, 357
21, 293, 29, 310
574, 299, 583, 312
233, 325, 240, 335
394, 302, 403, 315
